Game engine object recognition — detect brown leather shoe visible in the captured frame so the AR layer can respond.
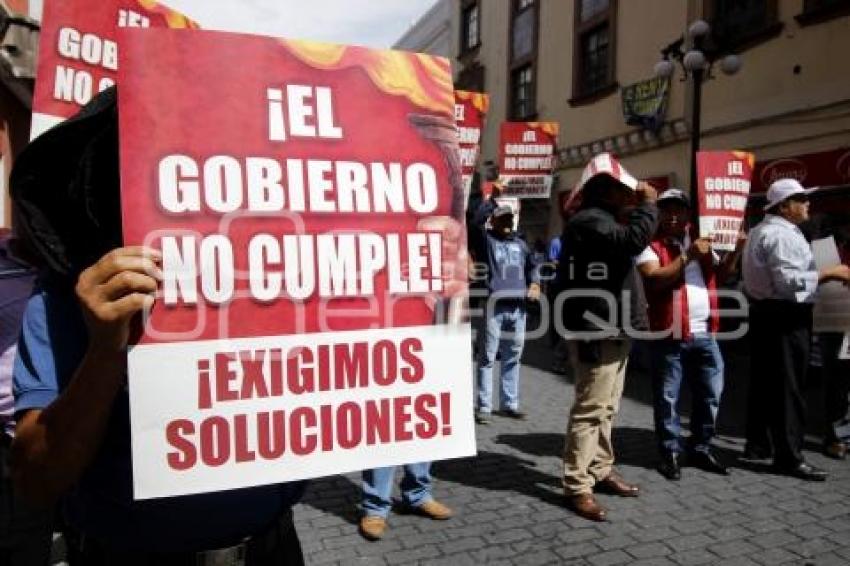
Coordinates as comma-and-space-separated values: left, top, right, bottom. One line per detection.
595, 470, 640, 497
567, 493, 607, 522
824, 441, 847, 460
358, 515, 387, 541
413, 499, 453, 520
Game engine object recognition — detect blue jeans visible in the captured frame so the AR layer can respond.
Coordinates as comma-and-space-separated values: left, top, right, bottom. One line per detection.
476, 302, 526, 413
650, 335, 724, 455
361, 463, 432, 518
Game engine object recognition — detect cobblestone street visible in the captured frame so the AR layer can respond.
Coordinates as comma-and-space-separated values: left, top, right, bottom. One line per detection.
295, 338, 850, 566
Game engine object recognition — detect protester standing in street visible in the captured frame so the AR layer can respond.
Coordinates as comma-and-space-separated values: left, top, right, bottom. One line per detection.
637, 189, 744, 480
10, 89, 306, 565
742, 179, 850, 481
472, 182, 541, 424
556, 156, 658, 522
357, 464, 453, 541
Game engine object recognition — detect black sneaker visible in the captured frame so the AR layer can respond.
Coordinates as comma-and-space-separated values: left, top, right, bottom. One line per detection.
501, 408, 526, 420
742, 444, 772, 461
474, 412, 491, 425
657, 452, 681, 481
774, 462, 828, 482
688, 449, 730, 475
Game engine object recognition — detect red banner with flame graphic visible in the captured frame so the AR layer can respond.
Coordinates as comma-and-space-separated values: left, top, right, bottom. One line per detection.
30, 0, 199, 139
117, 28, 475, 499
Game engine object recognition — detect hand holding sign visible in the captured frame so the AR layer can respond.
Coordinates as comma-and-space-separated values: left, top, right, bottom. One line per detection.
733, 230, 748, 252
824, 264, 850, 285
687, 238, 713, 261
76, 246, 161, 355
636, 181, 658, 203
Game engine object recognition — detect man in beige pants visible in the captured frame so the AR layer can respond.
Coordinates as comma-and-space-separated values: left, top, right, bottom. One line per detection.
563, 339, 630, 500
553, 155, 658, 521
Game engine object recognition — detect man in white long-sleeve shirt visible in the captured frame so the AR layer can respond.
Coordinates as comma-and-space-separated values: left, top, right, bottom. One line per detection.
742, 179, 850, 481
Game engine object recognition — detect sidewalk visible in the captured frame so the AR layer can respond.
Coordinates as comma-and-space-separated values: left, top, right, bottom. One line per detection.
295, 337, 850, 565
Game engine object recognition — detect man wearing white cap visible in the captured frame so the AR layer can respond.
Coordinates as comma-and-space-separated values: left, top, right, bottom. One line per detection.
471, 182, 541, 424
742, 178, 850, 481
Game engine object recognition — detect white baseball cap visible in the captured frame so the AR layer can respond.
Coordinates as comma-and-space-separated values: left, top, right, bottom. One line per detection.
657, 188, 691, 207
493, 205, 514, 218
764, 178, 814, 212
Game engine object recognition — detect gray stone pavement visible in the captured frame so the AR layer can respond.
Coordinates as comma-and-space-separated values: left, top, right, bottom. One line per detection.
294, 336, 850, 566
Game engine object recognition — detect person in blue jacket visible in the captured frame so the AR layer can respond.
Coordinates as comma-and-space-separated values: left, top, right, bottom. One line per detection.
471, 183, 540, 424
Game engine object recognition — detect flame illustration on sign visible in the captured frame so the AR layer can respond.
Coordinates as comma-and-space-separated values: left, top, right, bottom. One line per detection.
136, 0, 201, 28
455, 90, 490, 114
279, 39, 453, 116
732, 150, 755, 169
529, 122, 560, 138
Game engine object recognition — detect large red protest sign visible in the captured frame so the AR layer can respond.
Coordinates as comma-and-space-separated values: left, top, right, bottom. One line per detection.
454, 90, 488, 198
118, 28, 474, 499
499, 121, 559, 198
30, 0, 198, 139
697, 151, 754, 251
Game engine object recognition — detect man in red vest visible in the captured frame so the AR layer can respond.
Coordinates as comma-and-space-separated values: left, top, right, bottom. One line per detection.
637, 189, 744, 480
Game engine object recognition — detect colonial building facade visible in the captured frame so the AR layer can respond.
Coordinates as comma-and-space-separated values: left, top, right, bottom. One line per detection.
398, 0, 850, 241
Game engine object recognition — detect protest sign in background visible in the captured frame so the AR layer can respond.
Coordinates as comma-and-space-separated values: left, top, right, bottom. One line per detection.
812, 237, 850, 333
696, 151, 754, 252
118, 28, 475, 499
30, 0, 198, 139
498, 122, 559, 199
454, 90, 488, 204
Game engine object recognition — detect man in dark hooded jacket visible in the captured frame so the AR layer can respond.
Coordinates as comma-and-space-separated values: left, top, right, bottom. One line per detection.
555, 167, 657, 522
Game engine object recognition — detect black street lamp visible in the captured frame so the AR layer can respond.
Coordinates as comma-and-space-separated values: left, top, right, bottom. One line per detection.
654, 20, 742, 222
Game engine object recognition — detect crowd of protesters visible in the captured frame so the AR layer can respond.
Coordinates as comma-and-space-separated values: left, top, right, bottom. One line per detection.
467, 158, 850, 524
0, 88, 848, 564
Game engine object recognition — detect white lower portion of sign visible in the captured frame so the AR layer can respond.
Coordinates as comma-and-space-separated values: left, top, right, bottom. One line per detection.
29, 112, 64, 140
128, 324, 475, 499
500, 175, 553, 198
699, 215, 743, 252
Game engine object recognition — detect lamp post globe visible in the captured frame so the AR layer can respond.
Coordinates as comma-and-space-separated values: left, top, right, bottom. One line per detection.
688, 19, 711, 40
654, 59, 675, 79
720, 54, 742, 76
683, 50, 707, 72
